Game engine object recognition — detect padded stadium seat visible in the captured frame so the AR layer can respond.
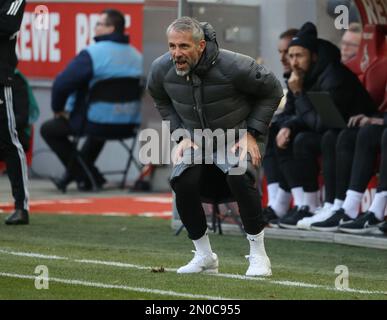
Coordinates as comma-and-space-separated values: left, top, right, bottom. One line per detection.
344, 24, 387, 108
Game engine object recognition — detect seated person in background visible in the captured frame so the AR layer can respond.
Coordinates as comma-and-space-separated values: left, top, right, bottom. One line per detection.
310, 114, 387, 232
41, 9, 143, 192
298, 25, 384, 231
262, 28, 299, 225
272, 22, 377, 229
338, 127, 387, 234
340, 22, 362, 64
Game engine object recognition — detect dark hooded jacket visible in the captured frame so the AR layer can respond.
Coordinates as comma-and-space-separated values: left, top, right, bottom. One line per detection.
278, 39, 377, 135
147, 23, 283, 137
147, 23, 283, 187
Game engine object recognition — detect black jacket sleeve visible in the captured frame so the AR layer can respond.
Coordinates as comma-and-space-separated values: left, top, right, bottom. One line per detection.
51, 50, 93, 112
0, 0, 26, 37
233, 58, 283, 135
275, 90, 297, 126
284, 93, 320, 131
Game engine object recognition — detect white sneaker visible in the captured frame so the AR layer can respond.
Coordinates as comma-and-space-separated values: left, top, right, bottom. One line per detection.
245, 254, 272, 277
297, 205, 334, 230
177, 251, 218, 274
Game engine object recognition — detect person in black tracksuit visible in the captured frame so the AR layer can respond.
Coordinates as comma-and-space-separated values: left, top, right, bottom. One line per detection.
0, 0, 29, 225
272, 22, 377, 229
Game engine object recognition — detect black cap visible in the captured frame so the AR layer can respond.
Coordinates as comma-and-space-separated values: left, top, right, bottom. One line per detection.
288, 22, 318, 53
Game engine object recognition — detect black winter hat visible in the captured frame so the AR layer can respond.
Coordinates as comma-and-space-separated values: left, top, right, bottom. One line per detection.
288, 22, 318, 53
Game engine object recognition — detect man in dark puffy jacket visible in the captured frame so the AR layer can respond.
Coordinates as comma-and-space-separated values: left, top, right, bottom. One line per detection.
0, 0, 30, 225
147, 17, 283, 276
272, 22, 377, 229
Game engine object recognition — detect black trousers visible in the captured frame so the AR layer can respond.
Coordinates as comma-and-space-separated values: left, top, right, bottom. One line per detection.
171, 165, 265, 240
275, 131, 322, 193
262, 123, 290, 191
0, 85, 29, 210
346, 125, 385, 194
320, 129, 358, 203
40, 117, 105, 184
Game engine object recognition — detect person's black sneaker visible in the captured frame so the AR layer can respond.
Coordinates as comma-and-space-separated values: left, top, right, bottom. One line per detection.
263, 207, 278, 225
76, 177, 106, 192
339, 211, 384, 234
50, 172, 73, 193
5, 209, 29, 225
268, 218, 280, 228
311, 208, 353, 232
279, 205, 313, 229
268, 206, 297, 228
379, 221, 387, 235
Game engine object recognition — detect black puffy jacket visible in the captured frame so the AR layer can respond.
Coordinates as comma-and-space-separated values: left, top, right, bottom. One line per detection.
0, 0, 26, 85
278, 39, 378, 134
147, 23, 283, 137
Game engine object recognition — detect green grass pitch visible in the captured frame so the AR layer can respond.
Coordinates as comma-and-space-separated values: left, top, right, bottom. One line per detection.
0, 213, 386, 300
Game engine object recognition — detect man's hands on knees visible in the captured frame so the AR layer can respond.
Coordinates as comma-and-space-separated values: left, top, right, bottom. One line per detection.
276, 127, 291, 149
231, 132, 261, 168
172, 138, 198, 165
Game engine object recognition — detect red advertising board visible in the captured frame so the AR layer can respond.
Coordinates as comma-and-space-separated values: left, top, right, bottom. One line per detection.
16, 1, 144, 79
354, 0, 387, 25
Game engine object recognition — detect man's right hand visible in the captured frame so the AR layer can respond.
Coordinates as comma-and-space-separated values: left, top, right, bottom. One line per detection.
276, 127, 291, 149
172, 138, 198, 165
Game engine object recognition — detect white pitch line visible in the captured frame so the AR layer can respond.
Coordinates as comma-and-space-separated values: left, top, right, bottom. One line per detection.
0, 249, 68, 260
0, 272, 231, 300
0, 248, 386, 296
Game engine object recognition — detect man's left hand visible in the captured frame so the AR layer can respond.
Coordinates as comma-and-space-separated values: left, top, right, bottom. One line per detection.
231, 132, 261, 167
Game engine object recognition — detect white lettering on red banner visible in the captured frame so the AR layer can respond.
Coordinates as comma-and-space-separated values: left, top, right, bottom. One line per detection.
17, 2, 143, 79
356, 0, 387, 25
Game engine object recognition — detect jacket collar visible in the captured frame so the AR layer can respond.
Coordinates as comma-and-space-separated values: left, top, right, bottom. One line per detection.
192, 22, 219, 76
94, 33, 129, 44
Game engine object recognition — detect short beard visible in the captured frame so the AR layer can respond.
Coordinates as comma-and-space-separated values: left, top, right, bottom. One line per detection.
175, 68, 190, 77
173, 60, 194, 77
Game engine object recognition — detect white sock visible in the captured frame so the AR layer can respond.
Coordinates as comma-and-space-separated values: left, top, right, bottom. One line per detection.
271, 188, 292, 217
267, 183, 279, 207
332, 199, 344, 211
192, 231, 213, 256
291, 187, 304, 208
368, 193, 387, 221
246, 230, 267, 257
342, 190, 363, 219
317, 202, 333, 213
303, 191, 319, 212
